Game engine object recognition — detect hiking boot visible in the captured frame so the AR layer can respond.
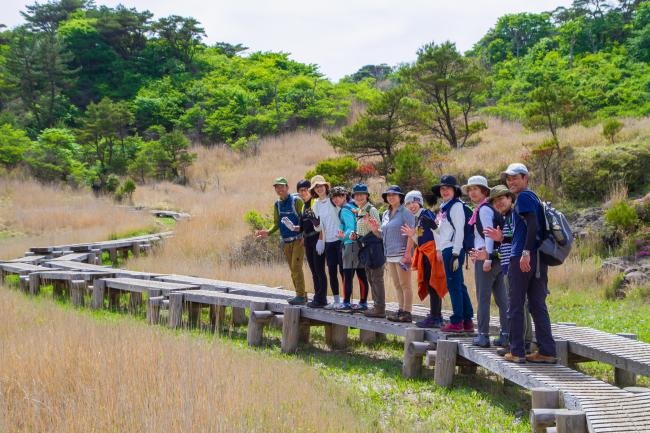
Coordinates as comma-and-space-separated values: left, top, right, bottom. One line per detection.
463, 319, 475, 333
351, 302, 368, 312
363, 307, 385, 318
307, 301, 326, 309
504, 353, 526, 364
525, 342, 533, 355
472, 333, 491, 348
415, 314, 444, 329
526, 352, 557, 364
496, 347, 509, 357
386, 309, 403, 322
397, 310, 413, 323
493, 332, 509, 347
441, 322, 464, 333
335, 302, 352, 312
288, 296, 307, 305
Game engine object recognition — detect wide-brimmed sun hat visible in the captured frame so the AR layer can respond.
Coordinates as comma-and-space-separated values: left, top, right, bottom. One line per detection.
382, 185, 405, 203
461, 175, 490, 195
308, 175, 330, 193
431, 175, 461, 198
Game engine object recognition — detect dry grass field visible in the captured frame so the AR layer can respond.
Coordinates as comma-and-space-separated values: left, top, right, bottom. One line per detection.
0, 289, 364, 433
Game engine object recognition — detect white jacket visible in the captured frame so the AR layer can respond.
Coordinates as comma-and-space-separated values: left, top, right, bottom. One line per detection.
312, 197, 341, 243
433, 200, 465, 256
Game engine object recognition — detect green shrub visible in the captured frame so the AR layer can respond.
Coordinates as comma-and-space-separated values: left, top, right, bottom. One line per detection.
605, 272, 625, 300
244, 210, 273, 232
602, 119, 624, 144
386, 144, 435, 192
605, 200, 639, 232
305, 156, 360, 187
106, 174, 120, 193
560, 141, 650, 203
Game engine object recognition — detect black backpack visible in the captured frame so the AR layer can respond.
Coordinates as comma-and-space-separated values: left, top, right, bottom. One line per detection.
444, 199, 475, 252
474, 203, 505, 241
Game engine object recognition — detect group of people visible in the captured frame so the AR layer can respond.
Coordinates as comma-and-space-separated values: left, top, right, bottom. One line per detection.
255, 162, 557, 364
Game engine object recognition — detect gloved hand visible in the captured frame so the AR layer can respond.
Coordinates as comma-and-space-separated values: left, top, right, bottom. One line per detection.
316, 239, 325, 255
450, 254, 460, 272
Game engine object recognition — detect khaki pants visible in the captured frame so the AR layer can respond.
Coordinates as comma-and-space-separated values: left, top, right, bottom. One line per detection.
387, 262, 412, 312
283, 241, 306, 297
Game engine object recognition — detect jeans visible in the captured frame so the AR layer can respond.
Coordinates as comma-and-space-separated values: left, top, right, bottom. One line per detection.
442, 247, 473, 324
508, 254, 556, 357
324, 241, 343, 297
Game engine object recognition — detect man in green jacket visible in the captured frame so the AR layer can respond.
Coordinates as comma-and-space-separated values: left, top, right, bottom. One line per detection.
256, 177, 307, 305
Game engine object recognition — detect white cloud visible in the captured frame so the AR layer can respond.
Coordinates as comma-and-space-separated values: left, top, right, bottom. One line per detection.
1, 0, 573, 80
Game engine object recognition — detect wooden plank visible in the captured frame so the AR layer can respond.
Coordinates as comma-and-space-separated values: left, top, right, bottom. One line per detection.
101, 278, 197, 295
0, 262, 55, 274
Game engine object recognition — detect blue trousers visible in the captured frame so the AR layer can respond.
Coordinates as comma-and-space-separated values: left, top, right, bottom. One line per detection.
443, 247, 473, 324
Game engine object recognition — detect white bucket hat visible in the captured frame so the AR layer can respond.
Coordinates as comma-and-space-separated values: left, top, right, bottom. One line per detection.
461, 175, 490, 195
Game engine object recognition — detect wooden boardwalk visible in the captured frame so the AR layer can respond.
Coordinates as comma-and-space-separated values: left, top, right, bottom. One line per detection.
4, 232, 650, 432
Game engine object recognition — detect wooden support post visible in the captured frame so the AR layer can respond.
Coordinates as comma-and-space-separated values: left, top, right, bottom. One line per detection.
359, 329, 377, 345
108, 288, 120, 310
91, 279, 106, 309
131, 242, 141, 258
69, 280, 86, 307
402, 328, 425, 378
0, 269, 5, 285
19, 276, 29, 293
52, 280, 64, 298
128, 292, 143, 314
231, 306, 248, 326
210, 305, 226, 331
87, 251, 96, 264
108, 248, 118, 266
246, 301, 268, 346
615, 333, 637, 387
147, 295, 163, 325
325, 323, 348, 350
188, 302, 201, 328
281, 306, 301, 354
434, 340, 458, 387
168, 292, 184, 329
555, 410, 586, 433
530, 388, 560, 433
299, 323, 310, 344
29, 273, 41, 295
555, 340, 569, 367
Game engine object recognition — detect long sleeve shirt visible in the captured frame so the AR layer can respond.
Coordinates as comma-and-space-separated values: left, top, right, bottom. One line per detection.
312, 197, 341, 243
338, 205, 357, 245
434, 200, 465, 256
473, 205, 496, 254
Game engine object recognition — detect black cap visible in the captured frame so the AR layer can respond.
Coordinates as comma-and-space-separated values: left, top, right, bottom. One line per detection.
297, 179, 311, 190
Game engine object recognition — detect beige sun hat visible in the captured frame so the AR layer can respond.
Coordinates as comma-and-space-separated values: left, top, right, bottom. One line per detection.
308, 175, 330, 193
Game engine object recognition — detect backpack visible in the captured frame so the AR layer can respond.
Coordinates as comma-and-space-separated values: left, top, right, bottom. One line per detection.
444, 199, 475, 252
475, 203, 505, 240
517, 191, 573, 266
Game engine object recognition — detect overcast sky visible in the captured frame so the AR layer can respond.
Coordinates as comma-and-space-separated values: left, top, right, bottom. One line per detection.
1, 0, 573, 81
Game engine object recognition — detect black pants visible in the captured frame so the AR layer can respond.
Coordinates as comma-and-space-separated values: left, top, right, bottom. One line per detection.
324, 241, 343, 297
423, 255, 442, 319
508, 254, 556, 357
343, 268, 369, 304
305, 237, 327, 304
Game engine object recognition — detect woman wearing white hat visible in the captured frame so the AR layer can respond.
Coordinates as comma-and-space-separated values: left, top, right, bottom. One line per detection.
462, 175, 509, 348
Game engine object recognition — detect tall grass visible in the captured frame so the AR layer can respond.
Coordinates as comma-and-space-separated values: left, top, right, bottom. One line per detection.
0, 289, 364, 433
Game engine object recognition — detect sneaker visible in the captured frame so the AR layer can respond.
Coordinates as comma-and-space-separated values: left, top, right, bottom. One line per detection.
307, 301, 326, 309
441, 322, 464, 333
504, 353, 526, 364
363, 307, 385, 318
493, 333, 509, 347
288, 296, 307, 305
526, 352, 557, 364
386, 309, 403, 322
472, 333, 491, 348
324, 302, 341, 310
351, 302, 368, 312
415, 314, 443, 329
335, 302, 352, 312
463, 319, 475, 333
397, 311, 413, 323
496, 347, 509, 357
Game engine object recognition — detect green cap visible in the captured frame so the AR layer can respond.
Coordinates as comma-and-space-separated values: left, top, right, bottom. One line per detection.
273, 177, 288, 186
489, 184, 515, 203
